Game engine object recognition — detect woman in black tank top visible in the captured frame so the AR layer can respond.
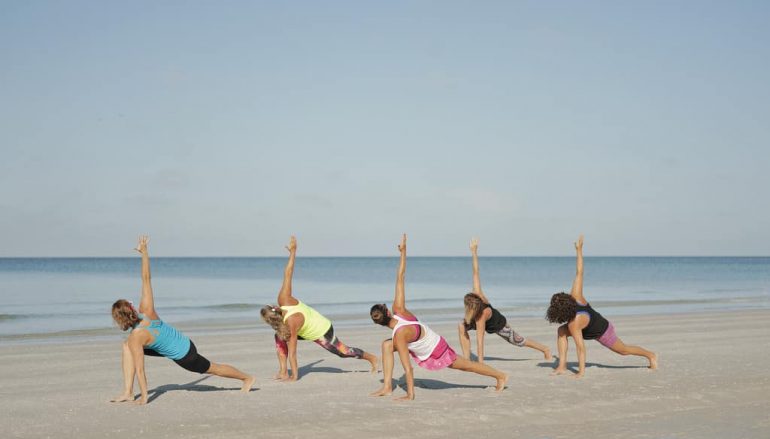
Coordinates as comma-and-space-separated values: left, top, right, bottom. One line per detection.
458, 238, 552, 363
545, 236, 657, 377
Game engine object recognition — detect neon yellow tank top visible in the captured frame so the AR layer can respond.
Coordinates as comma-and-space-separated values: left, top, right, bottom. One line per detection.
281, 301, 332, 341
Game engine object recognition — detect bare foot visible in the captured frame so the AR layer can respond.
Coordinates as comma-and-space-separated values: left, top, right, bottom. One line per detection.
544, 348, 553, 361
551, 367, 567, 376
393, 394, 414, 402
241, 376, 256, 392
368, 355, 379, 374
273, 372, 288, 380
110, 393, 133, 403
649, 353, 658, 370
495, 373, 508, 392
369, 387, 392, 397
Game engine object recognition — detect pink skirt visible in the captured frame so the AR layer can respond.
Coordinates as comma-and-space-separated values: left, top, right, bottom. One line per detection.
412, 337, 457, 371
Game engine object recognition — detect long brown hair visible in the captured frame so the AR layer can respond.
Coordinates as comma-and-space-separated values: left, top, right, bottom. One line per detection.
546, 292, 577, 324
463, 293, 486, 327
260, 305, 291, 341
112, 299, 140, 331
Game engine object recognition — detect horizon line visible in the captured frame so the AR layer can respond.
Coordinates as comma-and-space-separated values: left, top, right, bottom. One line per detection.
1, 255, 768, 259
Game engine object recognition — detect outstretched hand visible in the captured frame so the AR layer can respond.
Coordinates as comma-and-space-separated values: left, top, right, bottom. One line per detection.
470, 237, 479, 253
398, 234, 407, 253
286, 236, 297, 253
134, 235, 149, 254
574, 234, 584, 251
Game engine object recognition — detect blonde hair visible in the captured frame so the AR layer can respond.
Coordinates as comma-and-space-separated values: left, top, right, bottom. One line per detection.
260, 305, 290, 341
463, 293, 485, 327
112, 299, 140, 331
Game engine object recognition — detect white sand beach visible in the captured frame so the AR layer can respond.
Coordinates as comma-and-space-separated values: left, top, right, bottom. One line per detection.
1, 310, 768, 438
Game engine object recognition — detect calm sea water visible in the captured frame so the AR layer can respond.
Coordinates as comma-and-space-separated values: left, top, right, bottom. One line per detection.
1, 257, 769, 339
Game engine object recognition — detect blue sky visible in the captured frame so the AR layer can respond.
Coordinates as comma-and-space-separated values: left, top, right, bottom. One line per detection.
1, 1, 768, 256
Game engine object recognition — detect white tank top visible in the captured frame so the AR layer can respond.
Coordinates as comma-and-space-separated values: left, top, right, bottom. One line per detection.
392, 315, 441, 361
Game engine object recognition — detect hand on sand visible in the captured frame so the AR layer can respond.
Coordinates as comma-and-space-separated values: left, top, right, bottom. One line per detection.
285, 236, 297, 253
109, 393, 134, 403
134, 235, 149, 254
369, 387, 392, 397
398, 234, 407, 253
574, 235, 584, 251
470, 237, 479, 253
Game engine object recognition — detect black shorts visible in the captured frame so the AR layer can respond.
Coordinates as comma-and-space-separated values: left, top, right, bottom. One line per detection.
143, 341, 211, 374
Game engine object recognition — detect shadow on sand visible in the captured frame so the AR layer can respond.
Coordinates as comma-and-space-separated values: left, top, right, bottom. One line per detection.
390, 374, 489, 391
297, 359, 351, 378
146, 376, 256, 403
537, 357, 647, 372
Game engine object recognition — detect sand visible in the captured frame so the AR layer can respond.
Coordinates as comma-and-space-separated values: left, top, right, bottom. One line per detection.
1, 310, 769, 438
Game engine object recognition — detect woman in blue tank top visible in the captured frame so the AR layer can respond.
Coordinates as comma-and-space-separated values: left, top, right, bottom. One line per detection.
545, 235, 657, 378
109, 236, 255, 405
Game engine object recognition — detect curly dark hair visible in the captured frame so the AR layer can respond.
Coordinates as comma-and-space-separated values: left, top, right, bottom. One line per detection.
370, 303, 392, 326
546, 292, 577, 324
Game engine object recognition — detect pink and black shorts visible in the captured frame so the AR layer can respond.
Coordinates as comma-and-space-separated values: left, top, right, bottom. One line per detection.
597, 322, 618, 348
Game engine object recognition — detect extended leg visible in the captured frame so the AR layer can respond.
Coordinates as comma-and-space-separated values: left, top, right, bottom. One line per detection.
370, 339, 394, 396
206, 363, 256, 392
523, 339, 552, 360
608, 338, 657, 369
497, 325, 552, 360
314, 329, 378, 372
448, 356, 508, 391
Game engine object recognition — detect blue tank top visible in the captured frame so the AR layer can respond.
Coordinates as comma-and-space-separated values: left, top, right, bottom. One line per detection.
133, 314, 191, 360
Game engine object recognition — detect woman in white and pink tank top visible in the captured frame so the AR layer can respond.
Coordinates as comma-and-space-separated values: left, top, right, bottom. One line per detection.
369, 234, 508, 401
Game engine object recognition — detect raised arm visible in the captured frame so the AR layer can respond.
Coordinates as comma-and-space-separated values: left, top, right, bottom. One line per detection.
569, 235, 585, 303
392, 234, 407, 313
135, 236, 158, 319
469, 238, 489, 303
278, 236, 299, 307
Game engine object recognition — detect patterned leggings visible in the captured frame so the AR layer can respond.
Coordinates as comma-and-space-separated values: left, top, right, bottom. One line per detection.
274, 325, 365, 359
496, 325, 526, 347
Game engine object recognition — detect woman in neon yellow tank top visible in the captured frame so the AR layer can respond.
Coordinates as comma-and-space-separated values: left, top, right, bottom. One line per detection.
260, 236, 378, 381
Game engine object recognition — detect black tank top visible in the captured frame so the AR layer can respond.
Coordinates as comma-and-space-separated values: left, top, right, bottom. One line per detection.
575, 302, 609, 340
468, 304, 507, 333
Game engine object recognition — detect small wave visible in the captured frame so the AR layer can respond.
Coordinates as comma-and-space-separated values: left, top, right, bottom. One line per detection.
0, 313, 29, 321
203, 303, 261, 311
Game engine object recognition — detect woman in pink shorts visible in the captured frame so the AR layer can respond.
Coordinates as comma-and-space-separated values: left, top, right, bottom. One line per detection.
546, 235, 657, 378
369, 234, 508, 401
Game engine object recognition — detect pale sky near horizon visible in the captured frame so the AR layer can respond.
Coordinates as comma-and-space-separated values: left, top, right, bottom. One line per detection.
1, 1, 769, 257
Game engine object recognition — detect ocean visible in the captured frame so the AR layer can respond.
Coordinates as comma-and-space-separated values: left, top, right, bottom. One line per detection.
1, 257, 769, 341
